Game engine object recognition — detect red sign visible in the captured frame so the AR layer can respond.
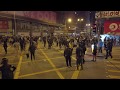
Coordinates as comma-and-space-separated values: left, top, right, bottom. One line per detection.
0, 20, 8, 29
104, 21, 120, 35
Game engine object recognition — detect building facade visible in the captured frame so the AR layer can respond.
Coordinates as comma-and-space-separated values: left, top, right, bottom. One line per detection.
0, 11, 63, 36
95, 11, 120, 35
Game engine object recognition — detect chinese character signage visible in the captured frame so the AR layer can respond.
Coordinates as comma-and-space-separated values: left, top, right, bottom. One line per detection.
95, 11, 120, 19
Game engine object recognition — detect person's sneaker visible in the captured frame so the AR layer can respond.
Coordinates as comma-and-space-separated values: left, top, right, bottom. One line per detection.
105, 58, 107, 59
91, 60, 94, 61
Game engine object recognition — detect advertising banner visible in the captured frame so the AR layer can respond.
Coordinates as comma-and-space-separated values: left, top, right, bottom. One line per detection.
104, 21, 120, 35
0, 11, 56, 24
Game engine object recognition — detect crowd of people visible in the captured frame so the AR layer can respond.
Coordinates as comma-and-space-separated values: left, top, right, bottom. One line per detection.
0, 34, 119, 79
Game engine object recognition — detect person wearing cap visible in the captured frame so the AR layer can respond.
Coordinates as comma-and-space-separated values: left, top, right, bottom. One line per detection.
0, 58, 16, 79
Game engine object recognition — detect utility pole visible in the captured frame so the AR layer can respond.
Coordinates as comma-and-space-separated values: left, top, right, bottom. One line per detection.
13, 11, 16, 36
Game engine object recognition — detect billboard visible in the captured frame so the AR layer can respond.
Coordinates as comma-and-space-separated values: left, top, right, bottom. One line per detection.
0, 11, 56, 24
104, 21, 120, 35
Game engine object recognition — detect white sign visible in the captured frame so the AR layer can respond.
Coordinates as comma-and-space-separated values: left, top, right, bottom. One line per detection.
95, 11, 120, 19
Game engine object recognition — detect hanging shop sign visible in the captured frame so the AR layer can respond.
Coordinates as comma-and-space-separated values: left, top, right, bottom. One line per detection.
95, 11, 120, 19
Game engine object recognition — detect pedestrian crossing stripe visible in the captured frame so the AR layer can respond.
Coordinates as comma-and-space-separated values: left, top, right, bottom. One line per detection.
108, 70, 120, 73
18, 67, 67, 78
108, 75, 120, 79
107, 65, 120, 68
38, 45, 64, 79
106, 61, 120, 63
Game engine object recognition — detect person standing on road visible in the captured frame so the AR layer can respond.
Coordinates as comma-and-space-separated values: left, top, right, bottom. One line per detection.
91, 43, 97, 62
43, 36, 47, 48
0, 58, 16, 79
29, 42, 36, 60
76, 44, 84, 70
3, 38, 8, 54
19, 37, 24, 52
105, 39, 113, 59
64, 45, 72, 67
98, 39, 103, 53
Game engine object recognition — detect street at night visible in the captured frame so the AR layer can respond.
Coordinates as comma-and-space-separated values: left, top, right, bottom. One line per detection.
0, 11, 120, 79
0, 41, 120, 79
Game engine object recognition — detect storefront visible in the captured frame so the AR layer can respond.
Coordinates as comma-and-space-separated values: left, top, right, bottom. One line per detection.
0, 11, 62, 36
95, 11, 120, 42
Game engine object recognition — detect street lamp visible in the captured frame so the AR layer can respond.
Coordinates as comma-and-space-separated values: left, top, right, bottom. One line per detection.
86, 24, 91, 26
77, 18, 84, 22
77, 19, 80, 21
65, 18, 72, 33
13, 11, 16, 36
76, 18, 84, 33
81, 18, 84, 21
68, 18, 72, 23
86, 23, 91, 37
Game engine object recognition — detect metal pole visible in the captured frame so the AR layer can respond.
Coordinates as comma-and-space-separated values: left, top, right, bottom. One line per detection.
65, 20, 67, 34
14, 11, 16, 36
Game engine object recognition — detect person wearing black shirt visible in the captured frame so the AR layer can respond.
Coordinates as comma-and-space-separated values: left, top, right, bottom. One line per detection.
0, 58, 16, 79
64, 45, 72, 67
76, 44, 84, 70
105, 39, 113, 59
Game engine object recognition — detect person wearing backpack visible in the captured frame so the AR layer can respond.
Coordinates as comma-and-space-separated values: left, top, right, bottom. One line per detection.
0, 58, 16, 79
64, 45, 72, 67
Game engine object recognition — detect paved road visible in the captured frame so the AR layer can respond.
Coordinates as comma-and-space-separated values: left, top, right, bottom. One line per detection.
0, 42, 120, 79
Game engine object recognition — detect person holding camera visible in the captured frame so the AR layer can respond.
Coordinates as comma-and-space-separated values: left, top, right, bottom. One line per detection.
0, 58, 16, 79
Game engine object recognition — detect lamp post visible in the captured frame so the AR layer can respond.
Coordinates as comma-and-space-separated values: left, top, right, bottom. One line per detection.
13, 11, 16, 36
86, 23, 91, 36
65, 18, 72, 34
77, 18, 84, 33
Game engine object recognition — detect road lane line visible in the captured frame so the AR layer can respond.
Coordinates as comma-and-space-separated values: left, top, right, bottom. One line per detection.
53, 47, 80, 79
14, 55, 23, 79
19, 67, 67, 78
106, 61, 120, 63
38, 45, 64, 79
108, 70, 120, 73
21, 56, 63, 64
108, 75, 120, 79
107, 65, 120, 68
